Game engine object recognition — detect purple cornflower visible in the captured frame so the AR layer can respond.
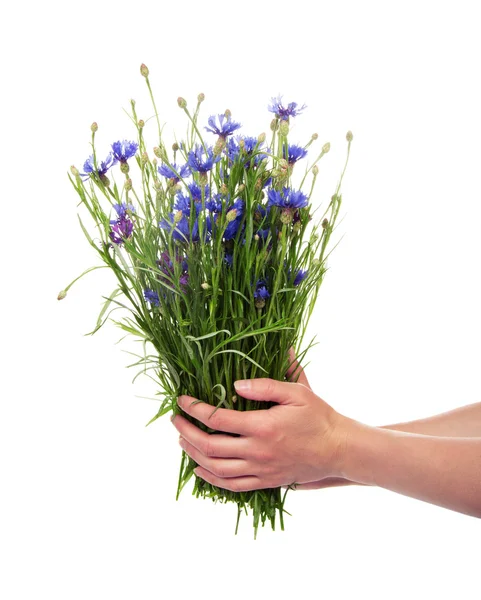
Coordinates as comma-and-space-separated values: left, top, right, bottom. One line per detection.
187, 145, 221, 173
109, 216, 134, 245
254, 280, 270, 308
157, 251, 189, 292
283, 144, 308, 165
268, 95, 306, 121
82, 152, 117, 179
294, 269, 308, 286
158, 162, 191, 182
144, 289, 160, 306
205, 114, 241, 139
111, 140, 139, 163
113, 202, 135, 218
267, 187, 309, 210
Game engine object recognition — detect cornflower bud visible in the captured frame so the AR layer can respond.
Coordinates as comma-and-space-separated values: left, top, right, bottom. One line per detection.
254, 234, 260, 241
199, 172, 208, 185
100, 175, 110, 187
312, 133, 318, 140
213, 137, 226, 156
141, 151, 149, 165
120, 162, 130, 175
232, 395, 237, 404
91, 122, 98, 133
57, 290, 67, 300
138, 119, 145, 129
312, 165, 319, 176
346, 130, 353, 142
220, 183, 228, 195
238, 138, 245, 150
140, 63, 149, 77
224, 109, 232, 119
70, 165, 79, 177
322, 218, 329, 229
279, 120, 289, 136
153, 146, 162, 158
125, 178, 132, 191
255, 298, 266, 309
201, 282, 210, 290
153, 158, 158, 167
197, 93, 205, 103
258, 132, 266, 144
174, 210, 183, 223
293, 221, 301, 234
154, 179, 161, 190
322, 142, 330, 154
270, 118, 278, 132
177, 97, 187, 109
226, 209, 238, 222
237, 183, 245, 193
255, 178, 262, 191
280, 209, 293, 225
172, 142, 179, 152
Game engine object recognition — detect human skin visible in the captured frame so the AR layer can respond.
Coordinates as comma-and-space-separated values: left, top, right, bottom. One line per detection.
171, 356, 481, 518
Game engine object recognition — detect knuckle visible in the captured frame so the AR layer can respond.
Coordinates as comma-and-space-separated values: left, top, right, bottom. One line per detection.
203, 437, 217, 458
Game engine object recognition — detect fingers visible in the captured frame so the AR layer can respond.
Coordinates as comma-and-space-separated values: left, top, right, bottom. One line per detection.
286, 347, 311, 389
179, 436, 250, 478
176, 395, 255, 436
234, 378, 306, 405
193, 466, 263, 492
172, 413, 250, 458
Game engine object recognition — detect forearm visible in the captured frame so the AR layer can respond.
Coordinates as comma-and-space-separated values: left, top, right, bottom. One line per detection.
341, 419, 481, 518
381, 402, 481, 437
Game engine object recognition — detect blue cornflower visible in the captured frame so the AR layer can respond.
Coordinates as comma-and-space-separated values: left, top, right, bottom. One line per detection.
158, 162, 191, 181
109, 216, 134, 245
160, 213, 199, 243
174, 193, 202, 216
283, 144, 308, 165
267, 187, 309, 210
82, 152, 117, 179
253, 280, 270, 308
227, 136, 269, 168
187, 145, 221, 173
111, 140, 139, 162
205, 194, 223, 213
294, 269, 308, 286
186, 181, 210, 201
113, 202, 135, 218
268, 95, 306, 121
144, 289, 160, 306
205, 114, 241, 139
224, 253, 233, 268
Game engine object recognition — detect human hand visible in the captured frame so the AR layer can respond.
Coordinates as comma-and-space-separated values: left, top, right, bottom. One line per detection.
171, 356, 352, 492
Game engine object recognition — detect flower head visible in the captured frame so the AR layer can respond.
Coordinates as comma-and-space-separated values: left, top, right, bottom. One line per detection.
205, 114, 241, 139
268, 95, 306, 121
111, 140, 139, 163
283, 144, 308, 165
294, 269, 308, 286
267, 187, 309, 210
228, 136, 269, 168
144, 289, 160, 306
187, 145, 221, 173
160, 212, 199, 243
109, 216, 134, 245
158, 162, 191, 181
82, 152, 117, 179
113, 202, 135, 218
254, 280, 270, 308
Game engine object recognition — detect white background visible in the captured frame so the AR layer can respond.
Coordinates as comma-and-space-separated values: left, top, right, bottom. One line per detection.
1, 0, 480, 598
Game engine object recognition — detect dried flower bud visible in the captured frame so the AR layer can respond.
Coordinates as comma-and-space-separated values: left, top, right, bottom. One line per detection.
124, 178, 132, 191
120, 162, 130, 175
154, 178, 161, 190
311, 133, 318, 140
201, 282, 210, 290
199, 172, 208, 185
226, 209, 238, 222
141, 151, 149, 165
270, 119, 278, 132
293, 221, 301, 234
254, 234, 260, 241
91, 122, 98, 133
213, 137, 226, 156
153, 146, 162, 158
172, 142, 179, 152
322, 218, 329, 229
197, 93, 205, 103
237, 183, 245, 193
346, 130, 353, 142
255, 298, 266, 309
174, 210, 183, 223
100, 175, 110, 187
140, 63, 149, 77
312, 165, 319, 176
70, 165, 79, 177
224, 109, 231, 119
257, 132, 266, 144
138, 119, 145, 129
177, 97, 187, 109
131, 99, 136, 108
279, 120, 289, 136
152, 158, 158, 167
220, 183, 228, 195
238, 138, 245, 150
232, 395, 237, 404
57, 290, 67, 301
255, 178, 262, 191
322, 142, 330, 154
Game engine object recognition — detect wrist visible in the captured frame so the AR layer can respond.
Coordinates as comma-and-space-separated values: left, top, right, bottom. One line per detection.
336, 417, 382, 485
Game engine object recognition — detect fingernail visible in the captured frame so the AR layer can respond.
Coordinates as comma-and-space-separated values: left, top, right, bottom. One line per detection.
177, 396, 184, 407
234, 379, 251, 392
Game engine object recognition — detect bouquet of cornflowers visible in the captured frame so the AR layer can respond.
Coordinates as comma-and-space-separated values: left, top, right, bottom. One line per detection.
60, 64, 352, 537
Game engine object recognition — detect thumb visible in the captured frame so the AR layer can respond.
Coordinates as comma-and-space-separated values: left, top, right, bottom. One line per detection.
234, 378, 301, 405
